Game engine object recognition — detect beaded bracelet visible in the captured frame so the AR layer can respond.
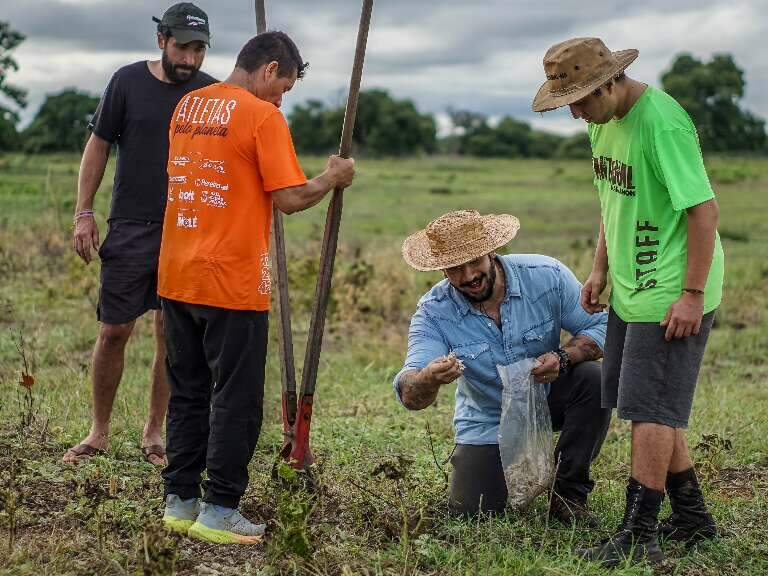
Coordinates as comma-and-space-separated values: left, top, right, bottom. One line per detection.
74, 210, 95, 221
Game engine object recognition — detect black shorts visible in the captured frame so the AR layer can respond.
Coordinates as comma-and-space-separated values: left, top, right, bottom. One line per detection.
97, 218, 162, 325
601, 308, 716, 428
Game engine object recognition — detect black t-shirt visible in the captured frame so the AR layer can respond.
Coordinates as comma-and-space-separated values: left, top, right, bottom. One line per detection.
89, 61, 217, 222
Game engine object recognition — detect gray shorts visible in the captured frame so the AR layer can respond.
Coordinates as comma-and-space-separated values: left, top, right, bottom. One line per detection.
601, 308, 716, 428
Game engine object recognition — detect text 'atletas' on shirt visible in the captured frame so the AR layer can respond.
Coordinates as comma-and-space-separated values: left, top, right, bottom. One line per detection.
158, 82, 307, 312
172, 94, 238, 138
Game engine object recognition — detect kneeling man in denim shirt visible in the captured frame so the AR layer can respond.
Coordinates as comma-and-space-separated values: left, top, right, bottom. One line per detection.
394, 210, 611, 523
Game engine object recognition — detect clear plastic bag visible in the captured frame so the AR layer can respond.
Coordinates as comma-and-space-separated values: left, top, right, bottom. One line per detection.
497, 358, 555, 510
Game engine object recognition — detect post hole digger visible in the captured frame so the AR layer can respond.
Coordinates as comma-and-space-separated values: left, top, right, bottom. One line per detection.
252, 0, 301, 468
256, 0, 374, 470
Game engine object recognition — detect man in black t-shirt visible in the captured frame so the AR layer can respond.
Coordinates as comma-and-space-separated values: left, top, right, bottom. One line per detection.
65, 3, 217, 466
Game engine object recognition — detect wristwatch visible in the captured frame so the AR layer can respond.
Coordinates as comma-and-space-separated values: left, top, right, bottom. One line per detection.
553, 348, 572, 376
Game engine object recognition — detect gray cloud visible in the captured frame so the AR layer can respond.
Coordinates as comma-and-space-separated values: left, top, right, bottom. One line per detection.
4, 0, 768, 135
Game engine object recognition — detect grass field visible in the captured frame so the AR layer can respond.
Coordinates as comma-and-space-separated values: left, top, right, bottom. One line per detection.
0, 153, 766, 575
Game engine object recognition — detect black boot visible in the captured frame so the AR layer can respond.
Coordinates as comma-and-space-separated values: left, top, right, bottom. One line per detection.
576, 478, 665, 567
659, 468, 718, 545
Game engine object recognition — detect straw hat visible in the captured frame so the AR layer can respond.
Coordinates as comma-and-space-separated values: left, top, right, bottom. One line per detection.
532, 37, 638, 113
402, 210, 520, 272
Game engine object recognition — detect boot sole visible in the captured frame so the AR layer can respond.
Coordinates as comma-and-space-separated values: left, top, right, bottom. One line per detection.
575, 545, 665, 567
661, 526, 719, 547
187, 521, 264, 545
162, 516, 194, 535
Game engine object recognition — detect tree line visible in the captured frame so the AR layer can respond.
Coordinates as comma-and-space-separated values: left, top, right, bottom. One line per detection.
1, 20, 766, 157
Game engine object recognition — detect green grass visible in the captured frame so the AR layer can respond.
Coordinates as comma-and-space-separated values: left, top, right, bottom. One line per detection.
0, 153, 767, 575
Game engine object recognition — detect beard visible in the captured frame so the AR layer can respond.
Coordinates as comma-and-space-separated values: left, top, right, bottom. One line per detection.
458, 256, 497, 303
162, 50, 199, 84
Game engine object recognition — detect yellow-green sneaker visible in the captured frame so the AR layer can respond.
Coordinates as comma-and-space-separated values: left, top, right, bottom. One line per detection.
162, 494, 200, 535
187, 502, 266, 544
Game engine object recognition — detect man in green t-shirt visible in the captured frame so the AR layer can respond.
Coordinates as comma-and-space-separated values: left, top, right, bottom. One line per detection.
532, 38, 723, 567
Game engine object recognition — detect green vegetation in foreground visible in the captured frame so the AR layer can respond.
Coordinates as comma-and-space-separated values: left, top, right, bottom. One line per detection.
0, 154, 767, 575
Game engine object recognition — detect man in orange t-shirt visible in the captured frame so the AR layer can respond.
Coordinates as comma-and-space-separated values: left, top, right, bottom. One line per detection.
158, 31, 355, 544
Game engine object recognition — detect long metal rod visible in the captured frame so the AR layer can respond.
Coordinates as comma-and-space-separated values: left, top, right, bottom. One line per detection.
255, 0, 266, 33
257, 0, 298, 422
299, 0, 373, 397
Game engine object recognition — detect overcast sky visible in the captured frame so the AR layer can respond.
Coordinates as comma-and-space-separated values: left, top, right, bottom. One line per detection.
3, 0, 768, 134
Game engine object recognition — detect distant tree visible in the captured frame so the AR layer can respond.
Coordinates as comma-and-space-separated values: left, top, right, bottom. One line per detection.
528, 130, 563, 158
463, 117, 531, 157
447, 108, 491, 155
661, 53, 766, 152
448, 109, 567, 159
355, 89, 436, 156
289, 89, 436, 156
0, 21, 27, 151
555, 132, 591, 159
22, 89, 99, 153
0, 21, 27, 109
447, 108, 487, 134
0, 106, 19, 151
288, 99, 339, 154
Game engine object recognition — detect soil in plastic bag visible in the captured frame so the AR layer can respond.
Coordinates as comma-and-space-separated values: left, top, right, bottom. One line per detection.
497, 358, 555, 510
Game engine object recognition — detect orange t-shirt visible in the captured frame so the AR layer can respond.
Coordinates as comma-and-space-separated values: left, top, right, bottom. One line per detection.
158, 83, 307, 311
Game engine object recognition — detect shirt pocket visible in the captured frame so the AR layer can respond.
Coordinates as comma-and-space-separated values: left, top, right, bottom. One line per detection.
521, 317, 555, 358
452, 340, 496, 384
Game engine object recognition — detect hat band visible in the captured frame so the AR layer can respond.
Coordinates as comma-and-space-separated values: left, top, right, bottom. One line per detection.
547, 60, 629, 98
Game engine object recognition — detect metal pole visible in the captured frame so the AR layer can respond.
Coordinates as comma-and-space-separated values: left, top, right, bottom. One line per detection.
256, 0, 299, 430
255, 0, 266, 33
299, 0, 373, 397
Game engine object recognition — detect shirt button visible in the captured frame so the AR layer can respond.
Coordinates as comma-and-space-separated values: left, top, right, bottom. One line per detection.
487, 322, 492, 327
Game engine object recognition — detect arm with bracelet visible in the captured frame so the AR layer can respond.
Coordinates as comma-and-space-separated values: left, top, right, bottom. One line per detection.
532, 260, 607, 383
73, 134, 111, 264
73, 72, 123, 264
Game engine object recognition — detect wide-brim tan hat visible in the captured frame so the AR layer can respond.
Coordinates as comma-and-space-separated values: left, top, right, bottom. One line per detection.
532, 37, 638, 113
402, 210, 520, 272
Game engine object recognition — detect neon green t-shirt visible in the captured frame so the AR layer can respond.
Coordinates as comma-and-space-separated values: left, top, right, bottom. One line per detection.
588, 86, 724, 322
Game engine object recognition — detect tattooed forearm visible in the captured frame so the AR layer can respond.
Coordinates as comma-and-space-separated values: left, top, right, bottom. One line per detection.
398, 369, 441, 411
563, 334, 603, 364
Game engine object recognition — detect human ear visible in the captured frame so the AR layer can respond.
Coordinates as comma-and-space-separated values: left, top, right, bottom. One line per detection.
266, 60, 279, 79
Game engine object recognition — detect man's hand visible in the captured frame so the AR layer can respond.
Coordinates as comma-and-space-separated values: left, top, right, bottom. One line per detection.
73, 215, 100, 264
325, 155, 355, 189
531, 352, 559, 384
399, 354, 463, 410
581, 269, 608, 314
420, 354, 463, 387
660, 292, 704, 341
273, 156, 356, 214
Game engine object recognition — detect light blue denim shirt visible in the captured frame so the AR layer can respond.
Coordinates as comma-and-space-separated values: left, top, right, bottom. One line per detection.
393, 254, 608, 445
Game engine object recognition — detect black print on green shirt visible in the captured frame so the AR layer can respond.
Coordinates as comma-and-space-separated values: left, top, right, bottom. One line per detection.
634, 220, 659, 291
592, 156, 636, 197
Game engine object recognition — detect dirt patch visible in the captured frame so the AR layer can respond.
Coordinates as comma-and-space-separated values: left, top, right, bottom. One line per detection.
710, 462, 768, 500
